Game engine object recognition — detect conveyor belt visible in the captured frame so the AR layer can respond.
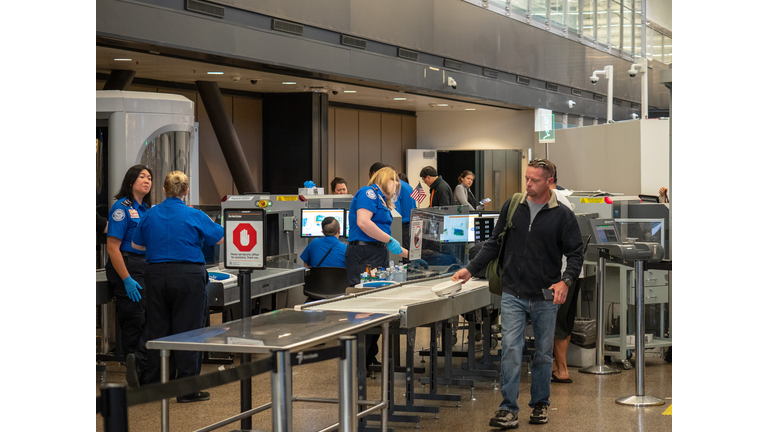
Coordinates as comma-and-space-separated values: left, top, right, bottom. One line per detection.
303, 275, 491, 328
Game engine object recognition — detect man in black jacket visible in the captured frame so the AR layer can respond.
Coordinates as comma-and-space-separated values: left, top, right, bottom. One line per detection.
419, 166, 453, 207
453, 158, 583, 429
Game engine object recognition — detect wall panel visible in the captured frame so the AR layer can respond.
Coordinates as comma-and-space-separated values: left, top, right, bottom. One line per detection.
381, 113, 403, 173
358, 111, 382, 186
334, 109, 360, 192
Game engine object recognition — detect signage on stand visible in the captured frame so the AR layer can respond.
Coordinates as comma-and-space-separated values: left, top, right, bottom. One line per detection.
410, 219, 422, 260
223, 208, 266, 269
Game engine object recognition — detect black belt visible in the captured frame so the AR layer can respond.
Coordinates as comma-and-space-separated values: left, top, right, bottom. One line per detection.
348, 240, 385, 247
121, 251, 144, 258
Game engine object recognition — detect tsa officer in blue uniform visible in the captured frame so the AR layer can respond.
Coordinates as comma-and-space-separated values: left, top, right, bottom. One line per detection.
368, 163, 417, 251
131, 170, 224, 403
105, 165, 153, 387
346, 167, 408, 366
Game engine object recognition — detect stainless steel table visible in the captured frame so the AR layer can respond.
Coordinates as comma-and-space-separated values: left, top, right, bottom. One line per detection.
146, 309, 398, 432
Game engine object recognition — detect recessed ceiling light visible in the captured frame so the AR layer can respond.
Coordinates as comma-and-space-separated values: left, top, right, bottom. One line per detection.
282, 81, 297, 85
207, 71, 224, 75
113, 58, 132, 61
437, 104, 448, 107
429, 67, 440, 71
394, 98, 406, 101
465, 108, 476, 111
344, 90, 356, 93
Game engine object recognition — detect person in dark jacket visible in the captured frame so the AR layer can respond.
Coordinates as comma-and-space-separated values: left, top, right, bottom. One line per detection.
452, 158, 583, 429
419, 166, 452, 207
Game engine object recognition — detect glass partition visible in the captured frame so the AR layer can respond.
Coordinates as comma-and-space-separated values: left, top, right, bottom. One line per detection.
532, 0, 547, 25
408, 207, 474, 280
610, 0, 622, 51
550, 0, 565, 30
509, 0, 528, 16
583, 0, 595, 40
139, 131, 191, 206
567, 0, 580, 34
596, 0, 609, 46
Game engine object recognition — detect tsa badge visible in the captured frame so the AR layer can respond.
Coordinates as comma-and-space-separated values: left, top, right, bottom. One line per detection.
112, 209, 126, 222
366, 189, 376, 200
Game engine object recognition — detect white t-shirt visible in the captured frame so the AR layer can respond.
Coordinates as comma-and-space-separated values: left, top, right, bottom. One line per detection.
552, 188, 585, 279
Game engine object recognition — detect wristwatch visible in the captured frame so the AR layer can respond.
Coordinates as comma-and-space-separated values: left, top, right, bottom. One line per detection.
562, 277, 573, 287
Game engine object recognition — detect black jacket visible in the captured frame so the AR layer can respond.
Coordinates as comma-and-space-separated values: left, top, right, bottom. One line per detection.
465, 191, 583, 300
429, 176, 453, 207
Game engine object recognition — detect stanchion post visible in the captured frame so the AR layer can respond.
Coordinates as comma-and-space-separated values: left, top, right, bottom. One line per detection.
100, 383, 128, 432
272, 349, 293, 432
580, 251, 620, 375
339, 336, 358, 432
381, 323, 389, 432
616, 260, 664, 406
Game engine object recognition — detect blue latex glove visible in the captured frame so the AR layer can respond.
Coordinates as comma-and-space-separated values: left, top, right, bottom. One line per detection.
303, 181, 316, 188
386, 237, 403, 255
122, 275, 143, 302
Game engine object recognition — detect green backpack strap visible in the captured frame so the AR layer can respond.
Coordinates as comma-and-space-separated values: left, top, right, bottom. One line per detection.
485, 192, 523, 295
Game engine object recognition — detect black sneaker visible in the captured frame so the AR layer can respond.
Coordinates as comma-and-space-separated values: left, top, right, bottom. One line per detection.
125, 353, 140, 389
176, 391, 210, 403
489, 410, 518, 429
529, 403, 548, 424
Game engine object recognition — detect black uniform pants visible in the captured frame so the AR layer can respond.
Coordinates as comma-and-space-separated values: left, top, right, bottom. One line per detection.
345, 244, 388, 364
105, 253, 147, 367
144, 262, 208, 385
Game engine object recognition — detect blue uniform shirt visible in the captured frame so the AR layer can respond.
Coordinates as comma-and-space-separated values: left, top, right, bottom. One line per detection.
300, 236, 347, 267
107, 197, 149, 254
348, 185, 392, 242
132, 197, 224, 264
393, 179, 416, 223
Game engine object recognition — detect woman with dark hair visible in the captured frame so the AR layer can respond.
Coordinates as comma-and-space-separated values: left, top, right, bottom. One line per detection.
105, 164, 153, 388
454, 170, 483, 210
132, 171, 224, 403
331, 177, 348, 194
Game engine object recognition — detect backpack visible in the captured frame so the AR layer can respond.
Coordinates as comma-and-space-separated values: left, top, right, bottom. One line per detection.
484, 193, 523, 296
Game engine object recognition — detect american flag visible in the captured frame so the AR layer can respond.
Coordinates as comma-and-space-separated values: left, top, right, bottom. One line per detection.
410, 183, 427, 204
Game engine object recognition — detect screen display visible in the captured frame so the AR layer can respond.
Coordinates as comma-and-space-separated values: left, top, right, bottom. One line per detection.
345, 209, 350, 238
595, 224, 619, 243
440, 215, 474, 243
301, 208, 345, 238
223, 208, 265, 270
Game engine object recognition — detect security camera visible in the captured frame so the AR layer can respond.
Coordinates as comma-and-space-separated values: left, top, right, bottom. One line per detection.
332, 90, 339, 95
628, 63, 643, 78
568, 100, 576, 108
447, 77, 457, 89
250, 79, 258, 85
590, 75, 599, 84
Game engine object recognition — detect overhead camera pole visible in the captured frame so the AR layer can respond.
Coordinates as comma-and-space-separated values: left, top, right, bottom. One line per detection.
591, 66, 614, 123
629, 58, 649, 119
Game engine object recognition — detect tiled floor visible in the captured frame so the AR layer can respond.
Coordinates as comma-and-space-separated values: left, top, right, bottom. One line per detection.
96, 324, 672, 432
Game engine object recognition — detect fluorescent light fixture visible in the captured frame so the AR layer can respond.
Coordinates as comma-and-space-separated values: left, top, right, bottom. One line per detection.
344, 90, 356, 93
429, 67, 440, 71
394, 97, 406, 100
436, 104, 448, 107
465, 108, 476, 111
113, 58, 132, 61
207, 71, 224, 75
282, 81, 297, 85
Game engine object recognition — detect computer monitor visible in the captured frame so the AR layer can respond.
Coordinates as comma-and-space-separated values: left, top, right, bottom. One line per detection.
440, 214, 474, 243
300, 208, 345, 238
473, 216, 497, 242
480, 212, 499, 225
590, 219, 620, 244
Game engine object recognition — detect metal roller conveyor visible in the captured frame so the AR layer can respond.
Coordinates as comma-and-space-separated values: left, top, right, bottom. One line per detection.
205, 266, 306, 309
302, 275, 491, 328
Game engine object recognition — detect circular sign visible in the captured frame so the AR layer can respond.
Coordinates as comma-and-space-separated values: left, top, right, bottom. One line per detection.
414, 225, 422, 249
233, 223, 258, 252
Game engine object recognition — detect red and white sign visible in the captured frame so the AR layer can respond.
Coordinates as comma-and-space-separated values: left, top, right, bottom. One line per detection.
233, 223, 258, 252
410, 220, 422, 260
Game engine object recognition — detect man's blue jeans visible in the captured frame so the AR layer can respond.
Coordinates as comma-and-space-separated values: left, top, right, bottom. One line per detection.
498, 292, 559, 413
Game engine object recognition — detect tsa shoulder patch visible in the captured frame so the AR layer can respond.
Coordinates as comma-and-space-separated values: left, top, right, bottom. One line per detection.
112, 209, 126, 222
366, 189, 376, 200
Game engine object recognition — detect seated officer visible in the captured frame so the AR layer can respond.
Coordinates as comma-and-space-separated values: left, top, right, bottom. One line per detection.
300, 217, 347, 268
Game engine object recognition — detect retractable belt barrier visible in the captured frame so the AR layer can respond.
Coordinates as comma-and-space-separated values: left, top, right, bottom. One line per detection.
97, 345, 342, 427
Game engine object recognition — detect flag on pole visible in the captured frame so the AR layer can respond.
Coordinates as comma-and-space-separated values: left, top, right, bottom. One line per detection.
410, 183, 427, 204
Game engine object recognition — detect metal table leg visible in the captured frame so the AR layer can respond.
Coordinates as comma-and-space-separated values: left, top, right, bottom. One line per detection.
272, 349, 293, 432
161, 349, 170, 432
580, 253, 621, 375
616, 261, 665, 406
339, 336, 358, 432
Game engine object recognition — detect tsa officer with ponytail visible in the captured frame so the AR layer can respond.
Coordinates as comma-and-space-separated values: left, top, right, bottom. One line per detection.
105, 165, 152, 387
131, 171, 224, 403
346, 167, 408, 366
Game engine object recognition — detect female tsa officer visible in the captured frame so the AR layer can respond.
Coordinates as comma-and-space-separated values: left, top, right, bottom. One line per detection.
105, 165, 152, 387
131, 171, 224, 403
346, 167, 408, 366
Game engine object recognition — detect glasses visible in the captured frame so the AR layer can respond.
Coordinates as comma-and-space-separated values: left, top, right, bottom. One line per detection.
528, 158, 554, 177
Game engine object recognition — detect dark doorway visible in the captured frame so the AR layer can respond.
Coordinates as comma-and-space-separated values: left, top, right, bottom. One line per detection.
436, 150, 480, 201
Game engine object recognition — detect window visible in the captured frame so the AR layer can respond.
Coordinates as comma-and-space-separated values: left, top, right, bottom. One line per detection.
596, 0, 609, 46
